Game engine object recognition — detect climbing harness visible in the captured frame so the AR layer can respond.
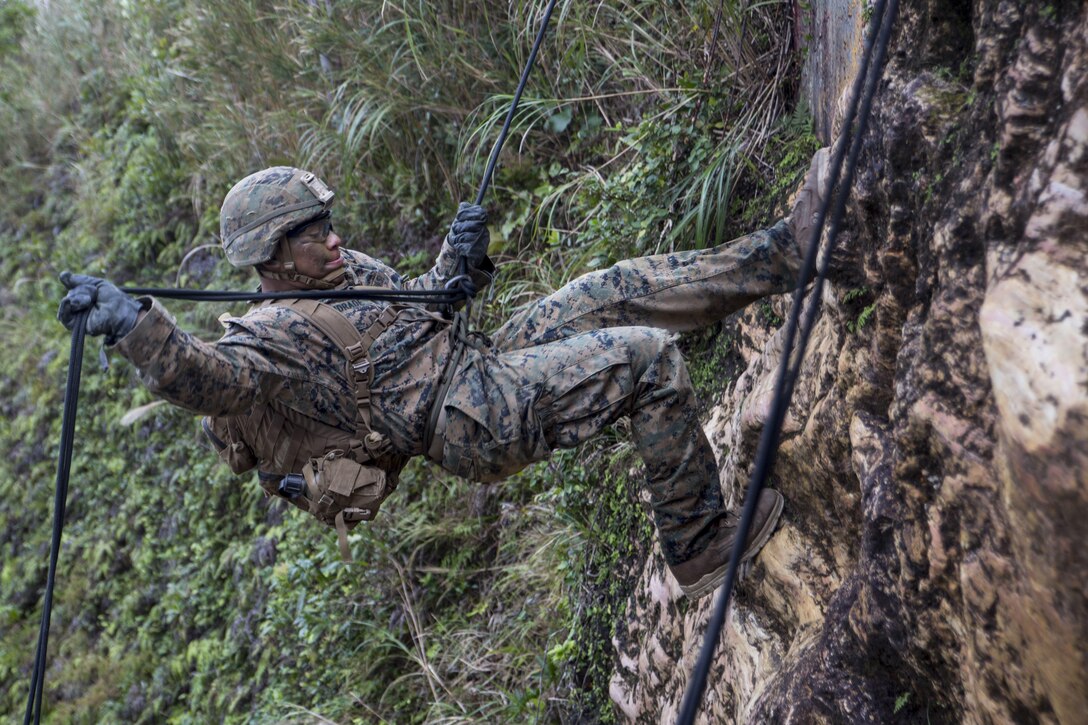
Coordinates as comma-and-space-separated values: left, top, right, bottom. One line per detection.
675, 0, 900, 721
22, 2, 560, 721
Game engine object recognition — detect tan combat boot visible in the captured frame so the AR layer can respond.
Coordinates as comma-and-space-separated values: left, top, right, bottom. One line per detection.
786, 147, 858, 280
671, 488, 784, 600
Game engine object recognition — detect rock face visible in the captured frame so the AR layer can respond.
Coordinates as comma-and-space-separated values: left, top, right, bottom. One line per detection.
610, 1, 1088, 722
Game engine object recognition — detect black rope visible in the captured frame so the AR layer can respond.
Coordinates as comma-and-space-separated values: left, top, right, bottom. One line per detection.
474, 0, 560, 207
120, 285, 470, 305
675, 0, 899, 722
460, 0, 559, 317
782, 0, 898, 414
24, 312, 87, 725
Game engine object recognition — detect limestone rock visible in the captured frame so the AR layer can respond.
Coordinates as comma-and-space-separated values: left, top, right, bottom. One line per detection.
611, 1, 1088, 722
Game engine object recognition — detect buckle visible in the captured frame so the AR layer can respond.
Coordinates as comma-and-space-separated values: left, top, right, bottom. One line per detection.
342, 507, 373, 522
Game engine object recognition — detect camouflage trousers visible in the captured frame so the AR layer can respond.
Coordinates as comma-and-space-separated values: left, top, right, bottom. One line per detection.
430, 221, 799, 566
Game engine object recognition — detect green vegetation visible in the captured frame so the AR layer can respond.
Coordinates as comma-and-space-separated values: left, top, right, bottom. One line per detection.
0, 0, 809, 720
848, 302, 877, 334
842, 286, 875, 335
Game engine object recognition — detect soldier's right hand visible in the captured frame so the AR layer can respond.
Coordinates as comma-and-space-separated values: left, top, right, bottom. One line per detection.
57, 272, 142, 344
446, 202, 490, 267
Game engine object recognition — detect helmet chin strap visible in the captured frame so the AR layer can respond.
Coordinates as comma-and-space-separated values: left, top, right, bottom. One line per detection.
257, 235, 348, 290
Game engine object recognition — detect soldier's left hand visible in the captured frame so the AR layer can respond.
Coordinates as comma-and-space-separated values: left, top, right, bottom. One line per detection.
447, 202, 490, 266
57, 272, 142, 344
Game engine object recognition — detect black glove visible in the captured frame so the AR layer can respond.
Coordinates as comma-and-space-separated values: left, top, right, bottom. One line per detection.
57, 272, 142, 344
446, 202, 490, 267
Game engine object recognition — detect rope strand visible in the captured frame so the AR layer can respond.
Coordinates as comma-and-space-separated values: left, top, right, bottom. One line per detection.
474, 0, 560, 207
24, 312, 87, 725
675, 0, 899, 721
121, 286, 470, 305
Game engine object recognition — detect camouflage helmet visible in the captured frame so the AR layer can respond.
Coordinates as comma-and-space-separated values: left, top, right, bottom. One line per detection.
219, 166, 336, 267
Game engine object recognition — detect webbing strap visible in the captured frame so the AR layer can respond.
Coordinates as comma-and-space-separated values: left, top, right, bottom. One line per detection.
424, 310, 468, 458
334, 511, 352, 562
273, 298, 399, 439
277, 235, 295, 271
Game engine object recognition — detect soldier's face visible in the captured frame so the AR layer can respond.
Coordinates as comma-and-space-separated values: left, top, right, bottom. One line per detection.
285, 216, 344, 277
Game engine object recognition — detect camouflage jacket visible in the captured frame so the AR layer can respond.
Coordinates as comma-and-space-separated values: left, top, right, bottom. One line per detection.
114, 240, 492, 458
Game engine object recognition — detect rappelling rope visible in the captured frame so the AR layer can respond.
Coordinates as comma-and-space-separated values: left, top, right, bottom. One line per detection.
474, 0, 558, 209
675, 0, 900, 722
23, 3, 560, 721
118, 285, 472, 305
24, 312, 87, 725
460, 0, 560, 316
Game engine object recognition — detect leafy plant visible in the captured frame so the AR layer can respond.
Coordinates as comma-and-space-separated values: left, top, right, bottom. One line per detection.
848, 302, 877, 334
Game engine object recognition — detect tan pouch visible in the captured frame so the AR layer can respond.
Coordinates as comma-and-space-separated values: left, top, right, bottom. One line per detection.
202, 416, 258, 474
302, 450, 390, 560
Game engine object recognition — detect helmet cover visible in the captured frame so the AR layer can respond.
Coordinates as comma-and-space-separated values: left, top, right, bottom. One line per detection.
219, 166, 336, 267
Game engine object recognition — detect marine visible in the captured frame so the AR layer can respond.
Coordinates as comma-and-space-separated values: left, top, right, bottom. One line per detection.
58, 148, 844, 599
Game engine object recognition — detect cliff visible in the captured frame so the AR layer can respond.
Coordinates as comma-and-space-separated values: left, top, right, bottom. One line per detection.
610, 1, 1088, 722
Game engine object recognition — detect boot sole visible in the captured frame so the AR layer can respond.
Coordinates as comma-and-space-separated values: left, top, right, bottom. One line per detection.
680, 490, 784, 600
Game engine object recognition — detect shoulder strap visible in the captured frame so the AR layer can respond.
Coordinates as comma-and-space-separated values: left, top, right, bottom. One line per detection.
273, 298, 400, 441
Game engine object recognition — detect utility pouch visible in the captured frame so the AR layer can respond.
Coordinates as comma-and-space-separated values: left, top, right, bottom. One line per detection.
301, 450, 390, 560
202, 416, 258, 474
